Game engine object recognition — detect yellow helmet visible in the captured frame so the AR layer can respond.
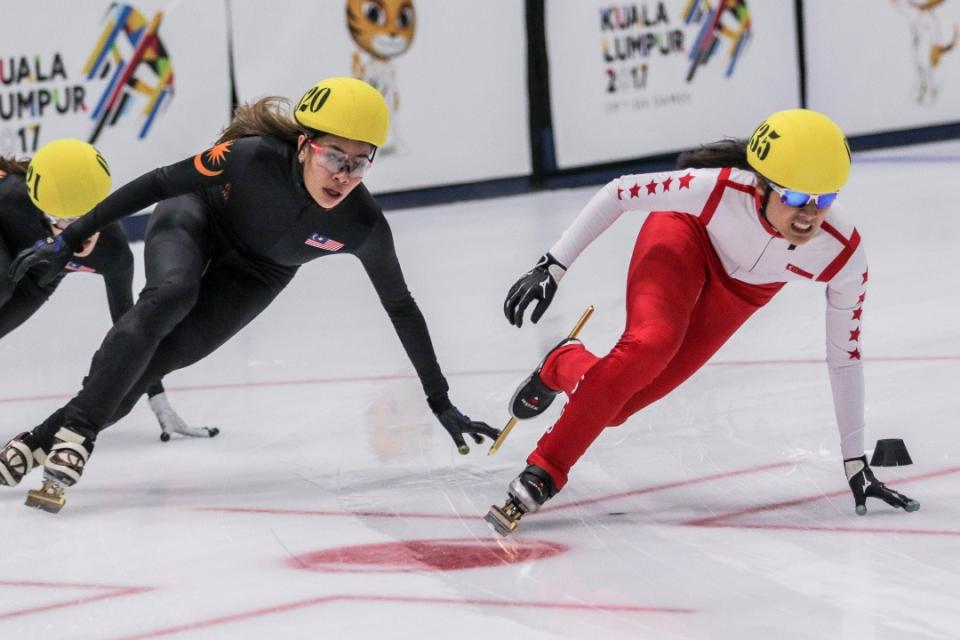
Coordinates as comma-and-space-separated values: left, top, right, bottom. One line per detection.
746, 109, 851, 194
294, 77, 389, 148
26, 138, 111, 218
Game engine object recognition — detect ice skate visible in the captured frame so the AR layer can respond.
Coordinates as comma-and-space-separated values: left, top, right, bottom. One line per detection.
24, 427, 94, 513
150, 393, 220, 442
485, 464, 557, 536
0, 432, 47, 487
508, 338, 581, 420
25, 477, 67, 513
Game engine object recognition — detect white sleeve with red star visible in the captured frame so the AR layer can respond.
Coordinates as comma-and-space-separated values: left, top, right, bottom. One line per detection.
549, 169, 717, 267
824, 242, 868, 459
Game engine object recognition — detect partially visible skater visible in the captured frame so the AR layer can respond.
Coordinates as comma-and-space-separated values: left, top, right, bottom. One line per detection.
7, 78, 497, 512
0, 141, 210, 490
487, 109, 919, 536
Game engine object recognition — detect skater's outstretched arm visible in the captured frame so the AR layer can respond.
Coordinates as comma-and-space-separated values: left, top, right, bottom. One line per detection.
504, 169, 720, 327
0, 233, 56, 338
10, 138, 260, 286
355, 214, 499, 454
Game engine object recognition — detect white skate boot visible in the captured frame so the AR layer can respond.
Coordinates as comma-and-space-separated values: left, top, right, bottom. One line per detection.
0, 432, 47, 487
25, 427, 94, 513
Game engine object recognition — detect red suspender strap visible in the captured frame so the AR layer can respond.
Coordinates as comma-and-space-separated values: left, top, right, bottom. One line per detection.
817, 223, 861, 282
699, 167, 731, 225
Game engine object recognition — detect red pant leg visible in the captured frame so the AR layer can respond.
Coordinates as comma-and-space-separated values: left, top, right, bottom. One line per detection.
609, 218, 783, 424
540, 343, 597, 393
528, 213, 708, 488
529, 213, 781, 489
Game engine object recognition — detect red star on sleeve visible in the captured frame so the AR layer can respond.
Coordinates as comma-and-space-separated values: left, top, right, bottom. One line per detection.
661, 177, 673, 191
857, 293, 866, 304
861, 270, 869, 285
849, 327, 861, 342
645, 179, 658, 195
852, 308, 862, 320
847, 348, 861, 360
678, 173, 695, 189
629, 183, 641, 198
616, 185, 624, 200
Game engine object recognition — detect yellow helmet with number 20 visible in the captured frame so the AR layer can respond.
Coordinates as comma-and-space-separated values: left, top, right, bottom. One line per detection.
294, 77, 389, 148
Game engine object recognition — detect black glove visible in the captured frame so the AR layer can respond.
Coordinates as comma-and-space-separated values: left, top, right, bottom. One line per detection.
844, 455, 920, 516
428, 395, 500, 455
9, 235, 73, 286
503, 253, 567, 328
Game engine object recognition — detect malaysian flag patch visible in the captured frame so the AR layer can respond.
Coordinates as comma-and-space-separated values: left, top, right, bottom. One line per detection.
304, 233, 344, 252
65, 262, 97, 273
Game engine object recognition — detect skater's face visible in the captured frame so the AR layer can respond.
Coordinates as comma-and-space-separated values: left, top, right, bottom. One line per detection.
298, 133, 374, 209
761, 182, 832, 246
47, 215, 100, 257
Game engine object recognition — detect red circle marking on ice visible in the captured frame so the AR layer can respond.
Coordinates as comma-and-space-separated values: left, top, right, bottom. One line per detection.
290, 538, 568, 573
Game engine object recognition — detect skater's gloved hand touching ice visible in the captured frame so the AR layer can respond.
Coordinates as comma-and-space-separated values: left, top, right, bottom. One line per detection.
844, 455, 920, 515
504, 253, 567, 328
10, 234, 74, 286
428, 395, 500, 455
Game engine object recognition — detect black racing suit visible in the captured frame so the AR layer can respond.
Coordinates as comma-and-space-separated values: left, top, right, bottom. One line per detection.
32, 135, 449, 446
0, 173, 165, 403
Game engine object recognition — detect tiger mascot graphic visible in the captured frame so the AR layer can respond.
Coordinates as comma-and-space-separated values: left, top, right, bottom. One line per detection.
891, 0, 958, 104
347, 0, 416, 153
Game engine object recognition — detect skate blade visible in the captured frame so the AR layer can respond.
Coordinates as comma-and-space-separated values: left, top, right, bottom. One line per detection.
25, 487, 65, 513
488, 418, 517, 455
484, 505, 519, 537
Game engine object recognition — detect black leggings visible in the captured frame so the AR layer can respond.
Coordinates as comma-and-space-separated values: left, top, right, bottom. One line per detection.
32, 195, 295, 446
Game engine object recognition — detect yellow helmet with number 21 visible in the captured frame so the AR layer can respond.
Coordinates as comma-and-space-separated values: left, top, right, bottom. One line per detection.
26, 138, 112, 218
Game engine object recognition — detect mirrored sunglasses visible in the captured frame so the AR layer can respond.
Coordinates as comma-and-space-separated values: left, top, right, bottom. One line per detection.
767, 181, 838, 209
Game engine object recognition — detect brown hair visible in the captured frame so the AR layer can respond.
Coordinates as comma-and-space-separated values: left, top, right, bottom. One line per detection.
215, 96, 308, 145
0, 155, 30, 176
676, 138, 752, 171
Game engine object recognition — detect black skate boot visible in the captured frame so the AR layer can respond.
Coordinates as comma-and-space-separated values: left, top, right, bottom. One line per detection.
0, 432, 47, 487
25, 427, 95, 513
509, 339, 581, 420
485, 464, 558, 536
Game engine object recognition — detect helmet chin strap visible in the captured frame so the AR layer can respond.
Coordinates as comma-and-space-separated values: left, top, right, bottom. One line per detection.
759, 183, 775, 228
295, 134, 310, 190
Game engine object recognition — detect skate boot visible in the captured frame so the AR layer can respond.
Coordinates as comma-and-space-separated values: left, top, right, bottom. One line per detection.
509, 339, 581, 420
0, 432, 47, 487
485, 464, 558, 536
150, 393, 220, 442
25, 427, 94, 513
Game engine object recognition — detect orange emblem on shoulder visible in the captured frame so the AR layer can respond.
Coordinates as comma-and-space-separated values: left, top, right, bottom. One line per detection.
193, 141, 233, 177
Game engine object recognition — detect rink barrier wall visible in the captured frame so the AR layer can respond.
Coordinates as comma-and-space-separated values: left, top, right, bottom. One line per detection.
0, 1, 948, 240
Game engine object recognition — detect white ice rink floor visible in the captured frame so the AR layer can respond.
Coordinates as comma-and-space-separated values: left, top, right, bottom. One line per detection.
2, 141, 959, 639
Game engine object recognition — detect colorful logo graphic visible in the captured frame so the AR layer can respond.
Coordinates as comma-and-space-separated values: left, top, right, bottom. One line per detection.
891, 0, 958, 104
193, 141, 232, 177
682, 0, 751, 81
83, 3, 175, 143
599, 1, 752, 110
347, 0, 416, 154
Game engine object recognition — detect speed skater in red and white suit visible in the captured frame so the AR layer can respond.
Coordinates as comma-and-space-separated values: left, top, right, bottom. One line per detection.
489, 110, 919, 536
